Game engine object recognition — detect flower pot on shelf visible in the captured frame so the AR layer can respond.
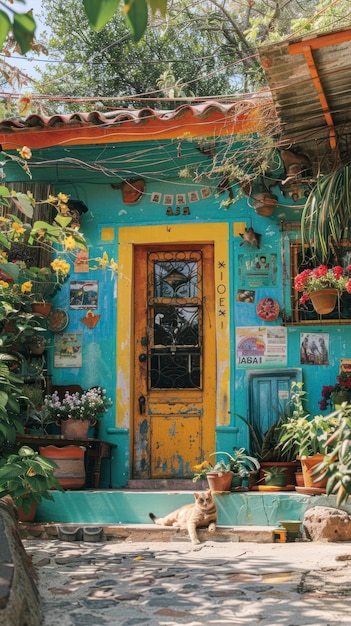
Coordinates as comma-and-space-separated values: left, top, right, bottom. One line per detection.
60, 418, 95, 439
295, 471, 304, 488
39, 445, 86, 489
309, 288, 338, 314
252, 192, 278, 216
31, 302, 53, 317
300, 454, 327, 489
260, 461, 300, 486
206, 472, 233, 493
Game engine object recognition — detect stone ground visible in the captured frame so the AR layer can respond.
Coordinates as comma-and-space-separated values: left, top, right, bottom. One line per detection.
25, 537, 351, 626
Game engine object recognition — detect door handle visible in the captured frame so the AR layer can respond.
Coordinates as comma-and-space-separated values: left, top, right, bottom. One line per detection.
138, 395, 146, 414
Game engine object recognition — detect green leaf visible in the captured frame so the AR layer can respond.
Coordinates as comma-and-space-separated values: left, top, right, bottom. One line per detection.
83, 0, 121, 31
54, 215, 73, 228
124, 0, 148, 41
11, 193, 34, 218
148, 0, 167, 17
13, 11, 36, 54
0, 12, 11, 50
0, 262, 19, 281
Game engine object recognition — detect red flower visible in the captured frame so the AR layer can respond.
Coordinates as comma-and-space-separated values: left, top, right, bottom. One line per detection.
299, 292, 310, 304
333, 266, 344, 279
313, 265, 328, 277
346, 279, 351, 294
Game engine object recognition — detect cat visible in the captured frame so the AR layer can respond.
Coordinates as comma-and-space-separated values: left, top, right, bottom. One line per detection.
149, 490, 217, 544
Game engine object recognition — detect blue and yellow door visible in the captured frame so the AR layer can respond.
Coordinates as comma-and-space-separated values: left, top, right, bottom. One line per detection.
117, 224, 230, 482
133, 243, 216, 478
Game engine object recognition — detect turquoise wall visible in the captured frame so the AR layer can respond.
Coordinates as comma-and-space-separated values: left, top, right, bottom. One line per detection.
4, 149, 347, 487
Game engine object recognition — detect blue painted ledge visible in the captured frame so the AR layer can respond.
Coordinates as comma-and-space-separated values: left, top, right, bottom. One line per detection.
35, 491, 342, 526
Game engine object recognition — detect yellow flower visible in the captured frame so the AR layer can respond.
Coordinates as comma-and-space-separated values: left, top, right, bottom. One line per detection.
51, 258, 70, 275
97, 252, 109, 269
58, 192, 69, 203
12, 222, 26, 235
47, 195, 57, 204
21, 281, 32, 293
18, 146, 32, 160
64, 236, 76, 250
0, 280, 9, 288
109, 259, 118, 273
194, 461, 209, 471
58, 203, 69, 214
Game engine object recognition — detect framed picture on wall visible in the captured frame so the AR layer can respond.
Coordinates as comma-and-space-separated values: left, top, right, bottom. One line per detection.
54, 333, 83, 368
69, 280, 98, 309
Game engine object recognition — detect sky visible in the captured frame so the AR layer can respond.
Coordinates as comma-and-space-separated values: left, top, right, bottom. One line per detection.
4, 0, 48, 85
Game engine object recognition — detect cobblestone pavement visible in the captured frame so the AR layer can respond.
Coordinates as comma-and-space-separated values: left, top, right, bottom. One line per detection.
25, 539, 351, 626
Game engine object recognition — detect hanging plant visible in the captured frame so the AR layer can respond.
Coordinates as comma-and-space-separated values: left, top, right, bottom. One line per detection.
301, 163, 351, 263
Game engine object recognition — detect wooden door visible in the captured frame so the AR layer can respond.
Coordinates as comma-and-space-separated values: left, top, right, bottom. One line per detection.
132, 244, 216, 478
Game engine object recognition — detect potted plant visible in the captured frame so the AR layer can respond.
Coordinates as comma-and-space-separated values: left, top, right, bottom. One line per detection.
43, 386, 112, 439
0, 444, 62, 521
279, 385, 339, 489
317, 403, 351, 505
319, 371, 351, 410
193, 448, 260, 492
300, 163, 351, 264
294, 264, 351, 315
261, 466, 287, 488
236, 382, 305, 486
25, 260, 70, 317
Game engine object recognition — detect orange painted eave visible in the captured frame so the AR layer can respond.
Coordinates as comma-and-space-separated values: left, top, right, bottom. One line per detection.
0, 107, 267, 150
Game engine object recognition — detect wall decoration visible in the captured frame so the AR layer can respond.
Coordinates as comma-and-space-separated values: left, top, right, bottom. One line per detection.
74, 249, 89, 273
238, 253, 277, 288
188, 190, 200, 202
340, 359, 351, 374
151, 192, 162, 203
163, 194, 174, 205
54, 333, 82, 368
111, 178, 146, 204
80, 310, 101, 329
239, 227, 261, 248
300, 332, 329, 365
47, 308, 69, 333
200, 187, 212, 199
236, 327, 287, 368
256, 297, 280, 321
69, 280, 98, 309
236, 289, 255, 303
176, 193, 186, 204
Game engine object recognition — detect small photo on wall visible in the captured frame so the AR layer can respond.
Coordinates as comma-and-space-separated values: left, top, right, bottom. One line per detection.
70, 280, 98, 309
54, 333, 82, 368
236, 289, 255, 303
300, 332, 329, 365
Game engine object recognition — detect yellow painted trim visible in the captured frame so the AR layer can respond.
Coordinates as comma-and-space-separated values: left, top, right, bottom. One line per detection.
233, 222, 247, 237
116, 223, 230, 429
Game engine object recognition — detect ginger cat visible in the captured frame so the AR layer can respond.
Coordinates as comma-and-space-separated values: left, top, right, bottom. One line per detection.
149, 490, 217, 544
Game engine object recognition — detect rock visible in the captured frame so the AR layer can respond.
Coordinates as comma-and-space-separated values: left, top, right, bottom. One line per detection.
303, 506, 351, 542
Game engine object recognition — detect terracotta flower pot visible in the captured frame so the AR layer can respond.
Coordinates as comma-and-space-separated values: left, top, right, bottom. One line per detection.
300, 454, 327, 489
206, 472, 233, 492
39, 445, 86, 489
60, 418, 95, 439
17, 501, 38, 522
31, 302, 53, 317
309, 288, 338, 315
252, 192, 278, 216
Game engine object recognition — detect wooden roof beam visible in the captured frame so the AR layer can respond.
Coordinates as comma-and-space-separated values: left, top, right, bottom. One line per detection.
289, 43, 337, 151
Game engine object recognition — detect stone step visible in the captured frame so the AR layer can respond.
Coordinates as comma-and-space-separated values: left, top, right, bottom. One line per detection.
19, 522, 276, 543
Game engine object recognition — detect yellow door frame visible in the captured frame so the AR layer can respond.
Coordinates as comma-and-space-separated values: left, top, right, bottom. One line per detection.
116, 224, 231, 440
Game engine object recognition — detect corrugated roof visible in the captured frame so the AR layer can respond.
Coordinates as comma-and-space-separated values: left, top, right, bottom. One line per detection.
259, 26, 351, 172
0, 98, 277, 150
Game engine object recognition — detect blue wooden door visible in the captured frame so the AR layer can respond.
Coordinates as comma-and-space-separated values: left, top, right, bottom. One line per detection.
248, 369, 301, 437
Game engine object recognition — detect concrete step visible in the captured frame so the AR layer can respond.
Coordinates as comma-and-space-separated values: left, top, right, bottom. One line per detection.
19, 522, 276, 543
